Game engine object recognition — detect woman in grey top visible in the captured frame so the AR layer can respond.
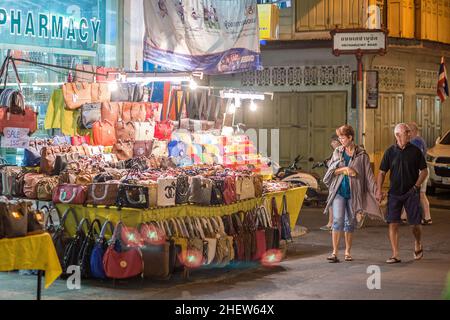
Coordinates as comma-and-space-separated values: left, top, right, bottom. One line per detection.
323, 125, 383, 262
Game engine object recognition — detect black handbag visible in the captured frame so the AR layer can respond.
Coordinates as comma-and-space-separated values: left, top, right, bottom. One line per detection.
62, 218, 90, 274
0, 202, 28, 239
210, 178, 225, 205
280, 195, 293, 241
175, 175, 189, 204
116, 184, 149, 209
78, 219, 102, 278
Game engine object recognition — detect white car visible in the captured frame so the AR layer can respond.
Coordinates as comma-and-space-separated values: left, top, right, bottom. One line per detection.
427, 130, 450, 194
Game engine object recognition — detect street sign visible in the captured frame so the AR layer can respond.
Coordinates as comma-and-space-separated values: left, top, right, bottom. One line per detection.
331, 29, 388, 56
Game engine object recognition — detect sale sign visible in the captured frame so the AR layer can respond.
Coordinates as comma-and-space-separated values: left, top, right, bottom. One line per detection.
1, 127, 30, 148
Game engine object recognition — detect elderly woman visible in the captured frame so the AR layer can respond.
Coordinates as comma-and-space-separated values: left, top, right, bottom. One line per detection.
323, 125, 382, 262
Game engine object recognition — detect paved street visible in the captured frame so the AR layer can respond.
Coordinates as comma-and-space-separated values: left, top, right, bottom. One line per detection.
1, 196, 449, 300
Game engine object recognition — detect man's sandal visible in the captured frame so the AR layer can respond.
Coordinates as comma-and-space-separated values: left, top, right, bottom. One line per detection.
386, 257, 401, 264
327, 254, 340, 263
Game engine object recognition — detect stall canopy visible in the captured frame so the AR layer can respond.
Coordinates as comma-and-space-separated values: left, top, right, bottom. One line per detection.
143, 0, 261, 74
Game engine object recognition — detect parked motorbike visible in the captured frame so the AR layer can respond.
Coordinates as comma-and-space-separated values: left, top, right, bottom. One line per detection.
272, 155, 328, 206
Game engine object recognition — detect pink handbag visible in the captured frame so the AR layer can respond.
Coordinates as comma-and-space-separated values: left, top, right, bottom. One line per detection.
52, 184, 87, 204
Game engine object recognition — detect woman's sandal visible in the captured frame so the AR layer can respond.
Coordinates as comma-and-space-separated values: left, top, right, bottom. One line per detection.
414, 247, 424, 260
327, 254, 340, 263
344, 255, 353, 261
386, 257, 401, 264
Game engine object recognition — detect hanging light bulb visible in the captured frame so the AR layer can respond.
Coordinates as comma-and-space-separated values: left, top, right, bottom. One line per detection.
189, 80, 198, 90
250, 100, 257, 112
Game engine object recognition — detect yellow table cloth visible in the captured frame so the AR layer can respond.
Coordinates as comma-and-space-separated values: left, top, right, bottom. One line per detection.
56, 187, 307, 236
0, 233, 62, 289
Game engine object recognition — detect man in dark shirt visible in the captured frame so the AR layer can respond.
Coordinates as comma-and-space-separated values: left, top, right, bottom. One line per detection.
376, 123, 428, 264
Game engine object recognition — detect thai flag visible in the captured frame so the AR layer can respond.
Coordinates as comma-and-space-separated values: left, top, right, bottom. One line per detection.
437, 57, 449, 102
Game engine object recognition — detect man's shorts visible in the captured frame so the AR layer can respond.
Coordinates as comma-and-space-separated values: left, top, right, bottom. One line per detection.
386, 188, 422, 225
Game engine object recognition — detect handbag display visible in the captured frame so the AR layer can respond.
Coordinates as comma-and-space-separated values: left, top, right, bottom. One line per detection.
0, 202, 28, 239
92, 120, 116, 146
116, 184, 149, 209
52, 184, 87, 205
80, 103, 101, 129
0, 106, 37, 134
101, 101, 122, 123
134, 121, 155, 141
133, 140, 153, 158
103, 221, 143, 279
157, 177, 177, 207
188, 176, 212, 206
236, 176, 255, 201
62, 82, 92, 110
90, 220, 114, 279
86, 182, 120, 206
115, 121, 135, 142
112, 140, 134, 161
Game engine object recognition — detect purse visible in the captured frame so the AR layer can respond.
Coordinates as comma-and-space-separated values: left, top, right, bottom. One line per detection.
62, 82, 92, 110
151, 140, 168, 158
36, 176, 59, 200
188, 176, 212, 206
133, 140, 153, 158
92, 119, 116, 146
134, 121, 155, 141
270, 197, 281, 249
0, 106, 37, 134
175, 174, 189, 205
103, 221, 143, 279
51, 207, 80, 267
86, 182, 121, 206
62, 218, 90, 274
157, 177, 177, 207
0, 202, 28, 239
23, 173, 45, 199
101, 101, 122, 123
280, 195, 293, 241
112, 140, 134, 161
52, 184, 87, 205
130, 103, 147, 122
90, 220, 114, 279
27, 209, 45, 234
91, 83, 111, 103
115, 121, 135, 142
154, 120, 173, 140
74, 64, 96, 82
110, 83, 134, 102
210, 177, 225, 205
253, 174, 264, 198
80, 103, 101, 129
116, 184, 149, 209
53, 153, 79, 175
236, 176, 256, 201
96, 66, 119, 82
223, 176, 237, 205
71, 134, 91, 146
78, 219, 102, 278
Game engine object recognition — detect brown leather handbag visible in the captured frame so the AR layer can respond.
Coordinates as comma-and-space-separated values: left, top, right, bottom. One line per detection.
40, 146, 57, 175
0, 202, 28, 239
91, 83, 111, 103
101, 101, 122, 123
133, 140, 153, 158
130, 102, 147, 122
112, 140, 134, 161
253, 174, 264, 198
36, 176, 59, 200
115, 121, 135, 142
62, 82, 92, 110
23, 173, 46, 199
86, 182, 120, 206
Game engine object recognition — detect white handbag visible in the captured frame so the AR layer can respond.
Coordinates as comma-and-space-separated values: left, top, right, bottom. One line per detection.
236, 176, 255, 201
151, 140, 168, 158
156, 177, 177, 207
134, 121, 155, 141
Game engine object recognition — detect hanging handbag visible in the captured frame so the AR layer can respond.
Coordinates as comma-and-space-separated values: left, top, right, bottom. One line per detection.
134, 120, 155, 141
223, 176, 237, 205
91, 83, 111, 103
116, 184, 149, 209
52, 184, 87, 205
112, 140, 134, 161
0, 202, 28, 239
210, 178, 225, 205
103, 221, 143, 279
130, 102, 147, 122
0, 56, 25, 114
62, 218, 90, 274
157, 177, 177, 207
92, 119, 116, 146
110, 83, 133, 102
115, 121, 135, 142
51, 208, 80, 267
96, 66, 119, 82
280, 195, 293, 241
79, 103, 101, 129
154, 120, 173, 140
253, 174, 264, 198
74, 64, 96, 82
76, 219, 102, 278
175, 174, 189, 205
188, 176, 212, 206
90, 220, 114, 279
133, 140, 153, 158
101, 101, 122, 123
0, 106, 37, 134
62, 82, 92, 110
270, 197, 281, 248
151, 140, 168, 158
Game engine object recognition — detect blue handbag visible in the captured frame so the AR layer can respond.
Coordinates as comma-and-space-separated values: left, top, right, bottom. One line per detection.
90, 220, 115, 279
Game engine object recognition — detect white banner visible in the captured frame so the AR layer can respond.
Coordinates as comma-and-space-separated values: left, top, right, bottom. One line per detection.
143, 0, 261, 74
1, 127, 30, 148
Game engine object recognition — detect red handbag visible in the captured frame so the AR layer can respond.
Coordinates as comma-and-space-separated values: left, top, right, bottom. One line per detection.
71, 134, 91, 146
92, 120, 116, 146
52, 184, 87, 204
223, 176, 237, 205
103, 222, 143, 279
252, 229, 267, 261
0, 106, 37, 134
154, 120, 173, 140
96, 66, 119, 82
